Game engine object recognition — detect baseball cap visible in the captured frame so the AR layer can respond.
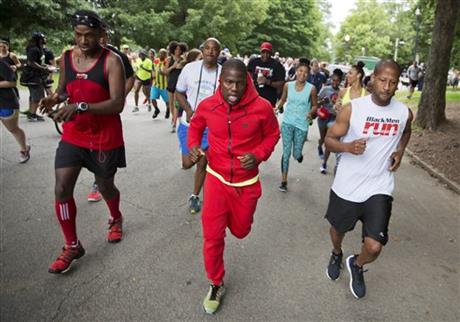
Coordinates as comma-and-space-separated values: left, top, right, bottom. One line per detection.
32, 32, 45, 40
121, 44, 129, 49
260, 42, 273, 53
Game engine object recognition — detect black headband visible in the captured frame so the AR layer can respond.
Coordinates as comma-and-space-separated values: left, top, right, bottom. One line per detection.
71, 12, 104, 29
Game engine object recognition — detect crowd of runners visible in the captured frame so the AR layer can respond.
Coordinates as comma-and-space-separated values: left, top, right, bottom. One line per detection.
1, 10, 413, 315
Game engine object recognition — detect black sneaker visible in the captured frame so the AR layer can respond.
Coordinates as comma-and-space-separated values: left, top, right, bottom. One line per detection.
152, 109, 160, 119
27, 113, 45, 122
346, 255, 366, 299
279, 182, 287, 192
297, 155, 303, 163
326, 251, 343, 280
165, 109, 170, 119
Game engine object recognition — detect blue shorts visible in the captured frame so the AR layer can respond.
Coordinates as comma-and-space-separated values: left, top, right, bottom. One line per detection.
0, 108, 19, 120
150, 86, 169, 102
177, 122, 209, 155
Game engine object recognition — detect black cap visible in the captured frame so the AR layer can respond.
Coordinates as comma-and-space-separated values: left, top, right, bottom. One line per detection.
32, 32, 45, 40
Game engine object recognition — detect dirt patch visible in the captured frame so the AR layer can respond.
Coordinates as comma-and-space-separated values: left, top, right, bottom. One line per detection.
408, 103, 460, 186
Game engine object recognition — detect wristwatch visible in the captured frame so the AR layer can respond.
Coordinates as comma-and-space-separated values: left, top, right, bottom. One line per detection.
76, 102, 89, 113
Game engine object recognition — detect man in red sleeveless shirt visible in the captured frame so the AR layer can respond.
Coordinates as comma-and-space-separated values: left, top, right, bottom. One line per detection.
39, 10, 126, 274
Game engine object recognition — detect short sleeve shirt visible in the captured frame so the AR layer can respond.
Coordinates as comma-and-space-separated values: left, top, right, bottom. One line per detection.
176, 60, 221, 126
25, 45, 45, 81
247, 57, 286, 106
0, 61, 19, 108
307, 72, 327, 92
135, 58, 152, 81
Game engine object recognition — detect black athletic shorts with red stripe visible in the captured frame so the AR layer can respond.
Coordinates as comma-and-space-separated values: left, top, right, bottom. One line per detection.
325, 190, 393, 245
55, 140, 126, 178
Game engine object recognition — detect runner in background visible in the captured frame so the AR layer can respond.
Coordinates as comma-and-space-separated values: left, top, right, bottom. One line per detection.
0, 59, 30, 163
317, 69, 343, 174
132, 50, 152, 112
150, 48, 169, 119
276, 59, 317, 192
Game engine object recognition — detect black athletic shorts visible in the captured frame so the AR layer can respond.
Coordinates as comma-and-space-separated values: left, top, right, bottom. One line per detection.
410, 79, 418, 88
136, 76, 151, 87
55, 140, 126, 178
27, 84, 45, 103
325, 190, 393, 245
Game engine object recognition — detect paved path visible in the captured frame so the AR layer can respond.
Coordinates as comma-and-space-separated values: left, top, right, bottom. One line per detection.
1, 91, 459, 321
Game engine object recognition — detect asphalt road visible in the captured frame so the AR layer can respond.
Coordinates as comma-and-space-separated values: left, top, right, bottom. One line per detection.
1, 91, 459, 321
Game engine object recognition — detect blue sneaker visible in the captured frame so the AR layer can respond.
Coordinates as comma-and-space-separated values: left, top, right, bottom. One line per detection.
346, 255, 367, 299
326, 251, 343, 280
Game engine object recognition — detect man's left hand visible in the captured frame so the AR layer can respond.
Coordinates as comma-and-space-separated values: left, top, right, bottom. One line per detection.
237, 153, 257, 170
389, 151, 403, 172
51, 104, 77, 122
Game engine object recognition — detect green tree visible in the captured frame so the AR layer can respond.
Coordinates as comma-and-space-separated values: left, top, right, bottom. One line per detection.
333, 0, 439, 67
416, 0, 460, 129
0, 0, 90, 54
334, 0, 393, 63
238, 0, 330, 59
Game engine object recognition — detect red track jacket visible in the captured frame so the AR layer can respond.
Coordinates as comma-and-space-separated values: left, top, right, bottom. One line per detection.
188, 73, 280, 184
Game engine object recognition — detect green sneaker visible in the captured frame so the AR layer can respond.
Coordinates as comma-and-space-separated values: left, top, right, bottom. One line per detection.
203, 284, 225, 314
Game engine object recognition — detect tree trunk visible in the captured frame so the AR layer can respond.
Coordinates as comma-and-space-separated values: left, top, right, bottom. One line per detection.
416, 0, 460, 130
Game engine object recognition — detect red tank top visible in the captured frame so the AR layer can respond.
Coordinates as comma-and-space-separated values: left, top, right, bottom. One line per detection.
61, 48, 124, 150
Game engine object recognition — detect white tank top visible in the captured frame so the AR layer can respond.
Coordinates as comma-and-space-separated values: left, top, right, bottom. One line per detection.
332, 95, 409, 202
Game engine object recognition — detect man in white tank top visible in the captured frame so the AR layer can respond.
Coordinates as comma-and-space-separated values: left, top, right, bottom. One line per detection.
323, 60, 413, 299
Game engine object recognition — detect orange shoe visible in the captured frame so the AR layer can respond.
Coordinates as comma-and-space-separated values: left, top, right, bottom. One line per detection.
107, 217, 123, 243
87, 184, 102, 202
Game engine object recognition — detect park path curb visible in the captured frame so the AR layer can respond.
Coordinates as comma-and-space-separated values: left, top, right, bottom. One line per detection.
406, 148, 460, 194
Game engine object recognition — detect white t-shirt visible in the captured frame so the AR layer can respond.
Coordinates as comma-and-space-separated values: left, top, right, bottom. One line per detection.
176, 60, 221, 126
332, 95, 409, 202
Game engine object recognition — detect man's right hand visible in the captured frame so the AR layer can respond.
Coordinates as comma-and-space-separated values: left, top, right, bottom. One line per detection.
38, 94, 59, 113
189, 146, 204, 164
347, 138, 367, 155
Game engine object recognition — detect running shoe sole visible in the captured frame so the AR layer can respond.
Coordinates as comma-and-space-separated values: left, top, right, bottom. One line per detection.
87, 197, 102, 202
108, 238, 122, 243
48, 252, 85, 274
346, 255, 361, 299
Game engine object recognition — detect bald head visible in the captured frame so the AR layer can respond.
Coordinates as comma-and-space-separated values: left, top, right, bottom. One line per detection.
374, 59, 401, 76
222, 58, 247, 76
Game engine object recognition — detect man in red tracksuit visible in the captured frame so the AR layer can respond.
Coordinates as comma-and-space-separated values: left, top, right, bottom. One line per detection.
188, 59, 280, 314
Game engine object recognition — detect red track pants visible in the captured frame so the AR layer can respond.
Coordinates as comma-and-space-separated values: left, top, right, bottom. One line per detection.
202, 173, 262, 285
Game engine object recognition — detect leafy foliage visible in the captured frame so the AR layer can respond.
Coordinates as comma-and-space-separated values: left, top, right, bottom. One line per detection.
333, 0, 441, 67
0, 0, 329, 60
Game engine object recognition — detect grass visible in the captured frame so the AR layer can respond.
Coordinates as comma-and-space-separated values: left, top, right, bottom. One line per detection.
395, 88, 460, 112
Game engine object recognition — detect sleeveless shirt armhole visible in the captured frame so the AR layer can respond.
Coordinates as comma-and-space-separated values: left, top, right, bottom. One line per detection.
103, 49, 109, 82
